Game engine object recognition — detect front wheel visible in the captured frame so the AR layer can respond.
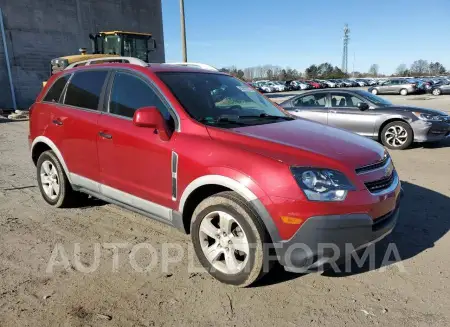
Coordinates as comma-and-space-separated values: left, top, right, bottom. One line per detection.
371, 88, 378, 95
400, 88, 408, 96
191, 191, 271, 287
381, 121, 413, 150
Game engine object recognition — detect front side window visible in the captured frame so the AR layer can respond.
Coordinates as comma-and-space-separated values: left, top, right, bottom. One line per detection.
157, 72, 291, 128
43, 74, 70, 103
109, 72, 172, 122
64, 70, 108, 110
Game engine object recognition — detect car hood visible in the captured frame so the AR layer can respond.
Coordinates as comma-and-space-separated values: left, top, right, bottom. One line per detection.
388, 106, 448, 116
208, 119, 386, 170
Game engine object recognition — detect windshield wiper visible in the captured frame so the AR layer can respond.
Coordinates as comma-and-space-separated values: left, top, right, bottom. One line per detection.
239, 113, 295, 121
198, 116, 250, 126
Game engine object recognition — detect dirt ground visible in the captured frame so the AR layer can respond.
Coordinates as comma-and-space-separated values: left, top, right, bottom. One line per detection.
0, 94, 449, 327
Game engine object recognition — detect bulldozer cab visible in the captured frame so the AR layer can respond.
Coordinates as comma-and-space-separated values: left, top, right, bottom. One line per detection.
47, 31, 156, 81
89, 31, 156, 62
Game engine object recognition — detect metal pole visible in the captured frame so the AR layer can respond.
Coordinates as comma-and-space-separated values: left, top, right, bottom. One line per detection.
0, 8, 17, 110
179, 0, 187, 62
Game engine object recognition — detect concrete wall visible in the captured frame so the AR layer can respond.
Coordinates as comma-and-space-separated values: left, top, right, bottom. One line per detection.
0, 0, 165, 109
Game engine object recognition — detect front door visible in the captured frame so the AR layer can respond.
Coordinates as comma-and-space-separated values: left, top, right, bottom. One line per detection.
97, 71, 176, 214
288, 92, 328, 124
328, 93, 378, 138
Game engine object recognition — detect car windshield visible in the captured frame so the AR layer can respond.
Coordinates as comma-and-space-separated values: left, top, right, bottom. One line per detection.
356, 90, 393, 106
156, 72, 290, 128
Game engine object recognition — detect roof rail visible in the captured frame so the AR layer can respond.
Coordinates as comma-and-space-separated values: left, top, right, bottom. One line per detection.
163, 62, 219, 71
65, 56, 148, 70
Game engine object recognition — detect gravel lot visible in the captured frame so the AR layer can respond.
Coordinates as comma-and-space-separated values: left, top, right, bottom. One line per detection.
0, 93, 449, 327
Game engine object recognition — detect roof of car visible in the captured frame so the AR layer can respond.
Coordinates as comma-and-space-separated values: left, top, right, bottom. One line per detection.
65, 63, 226, 75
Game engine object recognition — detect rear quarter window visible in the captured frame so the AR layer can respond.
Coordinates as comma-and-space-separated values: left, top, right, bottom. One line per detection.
43, 75, 70, 103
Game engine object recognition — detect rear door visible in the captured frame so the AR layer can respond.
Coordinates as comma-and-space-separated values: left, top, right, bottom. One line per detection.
57, 69, 109, 186
327, 92, 378, 137
287, 92, 329, 124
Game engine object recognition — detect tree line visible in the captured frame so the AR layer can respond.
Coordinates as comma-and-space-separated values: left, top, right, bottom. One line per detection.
220, 59, 448, 81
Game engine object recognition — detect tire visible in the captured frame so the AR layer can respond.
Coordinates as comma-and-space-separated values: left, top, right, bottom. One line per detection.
191, 191, 271, 287
371, 88, 378, 95
36, 150, 75, 207
381, 121, 413, 150
432, 88, 442, 96
400, 88, 408, 96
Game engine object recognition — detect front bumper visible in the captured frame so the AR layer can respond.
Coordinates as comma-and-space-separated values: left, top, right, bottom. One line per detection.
271, 185, 403, 272
412, 120, 450, 142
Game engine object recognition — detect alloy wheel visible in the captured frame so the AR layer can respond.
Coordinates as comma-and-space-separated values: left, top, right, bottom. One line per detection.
385, 125, 408, 147
432, 88, 441, 96
199, 211, 250, 274
40, 160, 60, 200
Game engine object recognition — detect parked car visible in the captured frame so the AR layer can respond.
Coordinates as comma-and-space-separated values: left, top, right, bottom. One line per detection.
255, 82, 273, 93
279, 89, 450, 150
295, 81, 311, 90
429, 81, 450, 96
321, 80, 337, 88
368, 79, 417, 96
30, 63, 403, 286
304, 80, 321, 88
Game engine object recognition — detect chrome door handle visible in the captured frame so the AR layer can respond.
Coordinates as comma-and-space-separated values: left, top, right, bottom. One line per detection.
52, 119, 63, 126
99, 131, 112, 139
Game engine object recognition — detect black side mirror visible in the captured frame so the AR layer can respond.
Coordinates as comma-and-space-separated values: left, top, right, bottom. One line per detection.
357, 102, 369, 111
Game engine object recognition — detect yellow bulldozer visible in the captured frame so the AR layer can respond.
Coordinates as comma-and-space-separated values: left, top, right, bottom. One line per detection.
44, 31, 156, 86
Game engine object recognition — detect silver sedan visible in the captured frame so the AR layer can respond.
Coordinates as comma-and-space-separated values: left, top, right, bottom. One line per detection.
279, 89, 450, 150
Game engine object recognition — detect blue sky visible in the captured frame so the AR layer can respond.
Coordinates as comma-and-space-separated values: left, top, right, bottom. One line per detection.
162, 0, 450, 74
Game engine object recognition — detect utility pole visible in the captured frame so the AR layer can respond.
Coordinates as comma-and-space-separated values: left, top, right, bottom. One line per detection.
180, 0, 187, 62
341, 24, 350, 73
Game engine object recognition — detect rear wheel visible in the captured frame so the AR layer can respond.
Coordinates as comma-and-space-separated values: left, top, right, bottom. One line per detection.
432, 88, 442, 96
381, 121, 413, 150
191, 191, 271, 287
371, 88, 378, 95
37, 150, 75, 207
400, 88, 408, 96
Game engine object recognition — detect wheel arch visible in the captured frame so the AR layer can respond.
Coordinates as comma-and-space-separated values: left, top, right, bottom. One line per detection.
378, 118, 413, 142
178, 175, 280, 241
31, 136, 72, 183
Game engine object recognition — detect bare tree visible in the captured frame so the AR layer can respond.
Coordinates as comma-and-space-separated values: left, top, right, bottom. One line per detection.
396, 64, 408, 76
368, 64, 379, 77
410, 60, 429, 76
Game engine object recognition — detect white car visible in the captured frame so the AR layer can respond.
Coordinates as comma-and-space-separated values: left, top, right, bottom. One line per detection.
267, 82, 285, 92
255, 82, 274, 93
321, 80, 337, 88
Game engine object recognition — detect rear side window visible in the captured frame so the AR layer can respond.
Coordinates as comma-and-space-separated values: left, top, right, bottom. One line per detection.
43, 75, 70, 103
64, 70, 108, 110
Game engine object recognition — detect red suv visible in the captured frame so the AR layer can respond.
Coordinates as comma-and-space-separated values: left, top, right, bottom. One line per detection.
29, 63, 402, 286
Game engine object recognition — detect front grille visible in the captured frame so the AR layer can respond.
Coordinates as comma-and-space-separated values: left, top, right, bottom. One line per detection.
355, 154, 389, 174
364, 172, 395, 193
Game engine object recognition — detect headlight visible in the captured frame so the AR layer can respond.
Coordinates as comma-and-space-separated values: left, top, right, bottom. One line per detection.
412, 112, 444, 122
290, 167, 355, 202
